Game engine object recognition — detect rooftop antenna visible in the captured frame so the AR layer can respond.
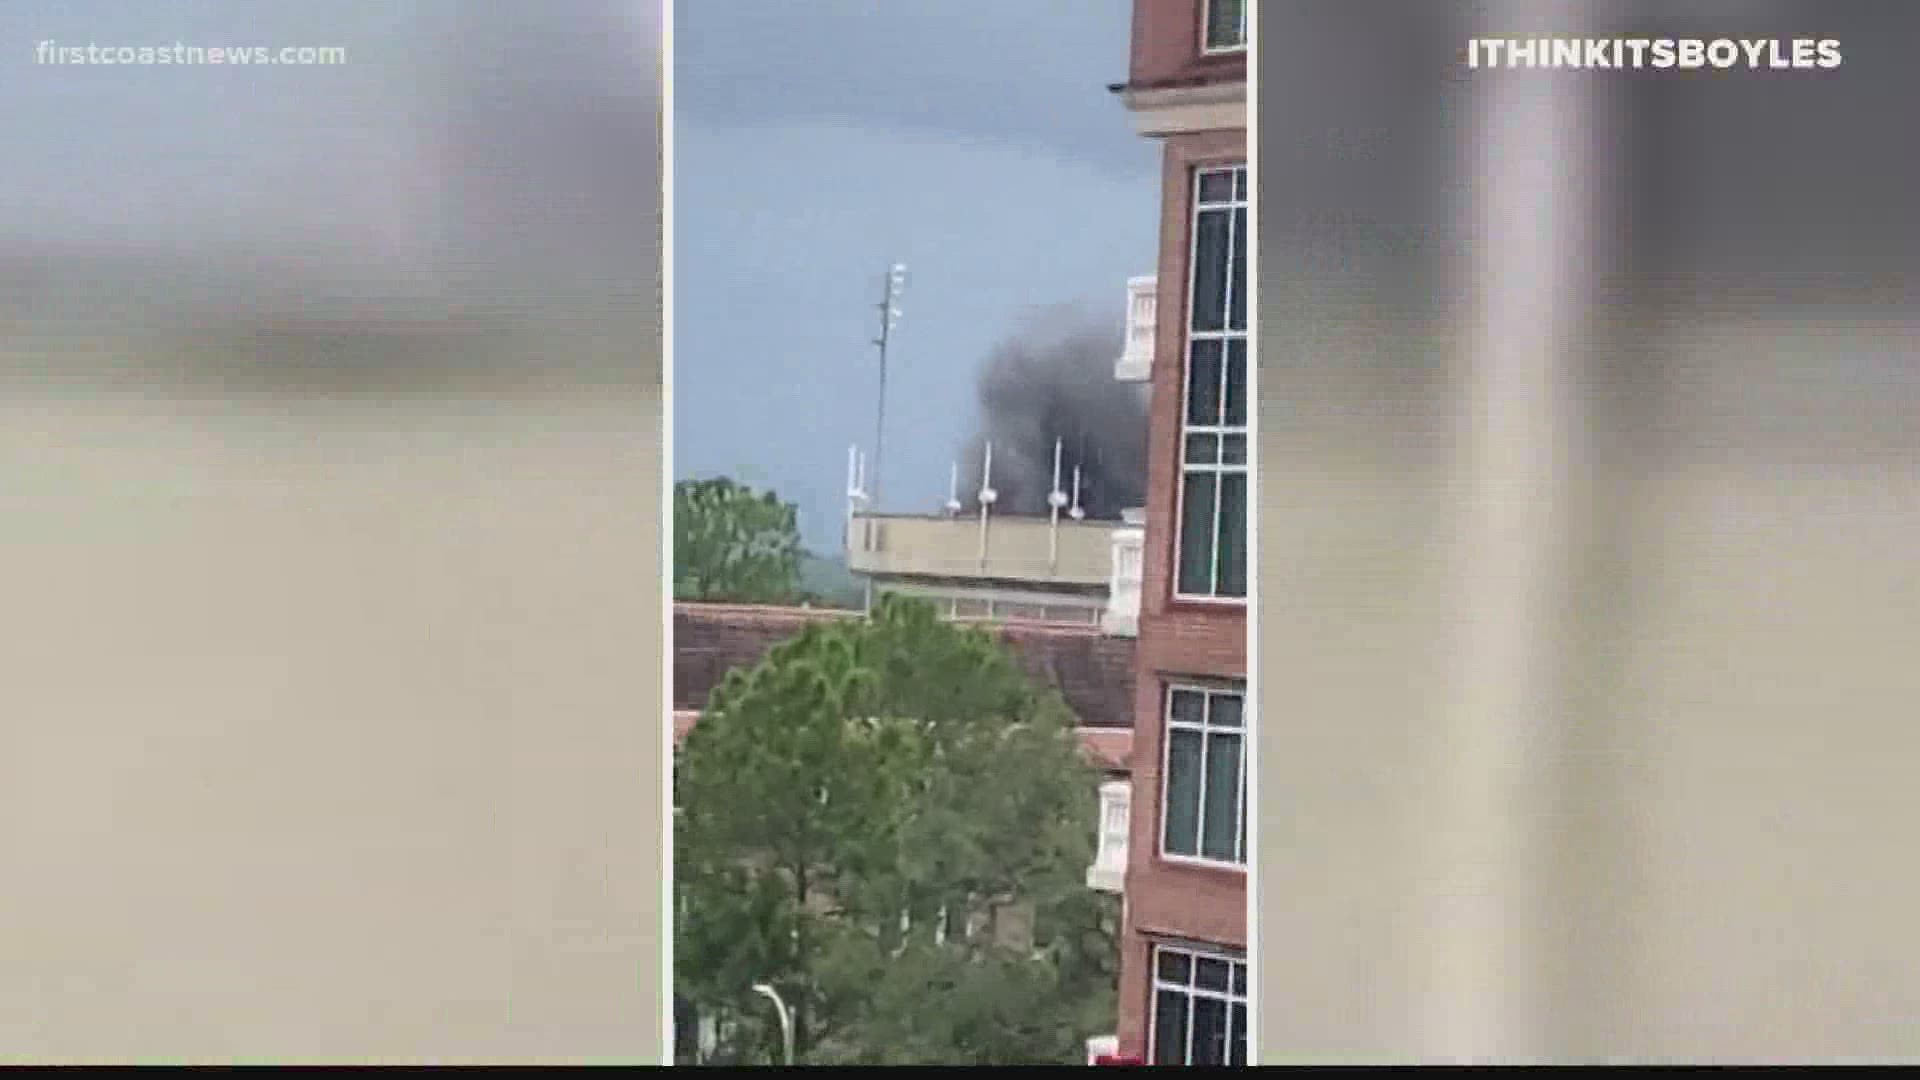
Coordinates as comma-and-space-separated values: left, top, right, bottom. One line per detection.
849, 445, 869, 505
1047, 437, 1069, 571
977, 440, 997, 569
1069, 464, 1086, 521
850, 444, 875, 613
845, 444, 869, 547
944, 461, 963, 517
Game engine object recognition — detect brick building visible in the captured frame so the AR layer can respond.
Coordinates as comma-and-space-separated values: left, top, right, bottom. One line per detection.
1107, 0, 1248, 1066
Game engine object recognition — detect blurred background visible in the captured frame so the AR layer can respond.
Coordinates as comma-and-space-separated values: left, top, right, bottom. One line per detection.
1257, 0, 1920, 1063
0, 1, 662, 1063
13, 0, 1919, 1063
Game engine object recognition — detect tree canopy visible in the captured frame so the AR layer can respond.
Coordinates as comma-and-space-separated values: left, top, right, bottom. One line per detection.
673, 477, 803, 605
674, 594, 1116, 1065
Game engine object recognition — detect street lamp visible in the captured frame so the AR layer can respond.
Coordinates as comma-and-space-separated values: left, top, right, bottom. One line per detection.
751, 982, 794, 1066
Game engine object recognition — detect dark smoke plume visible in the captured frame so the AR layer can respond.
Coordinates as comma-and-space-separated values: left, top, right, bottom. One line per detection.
958, 307, 1148, 521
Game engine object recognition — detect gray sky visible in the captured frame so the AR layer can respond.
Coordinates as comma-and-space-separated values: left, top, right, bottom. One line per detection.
672, 1, 1158, 551
2, 0, 657, 381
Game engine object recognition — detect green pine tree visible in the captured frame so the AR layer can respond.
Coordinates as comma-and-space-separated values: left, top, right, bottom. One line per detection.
674, 594, 1117, 1065
673, 477, 803, 605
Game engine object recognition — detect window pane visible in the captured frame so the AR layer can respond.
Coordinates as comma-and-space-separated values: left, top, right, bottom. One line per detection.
1202, 732, 1243, 861
1232, 962, 1248, 996
1195, 956, 1231, 992
1186, 340, 1222, 426
1229, 206, 1247, 331
1231, 1004, 1249, 1066
1177, 471, 1218, 595
1210, 692, 1244, 729
1224, 339, 1247, 427
1191, 995, 1230, 1065
1153, 990, 1190, 1065
1169, 688, 1205, 727
1234, 167, 1248, 201
1156, 948, 1191, 984
1184, 432, 1219, 465
1164, 729, 1204, 856
1222, 433, 1246, 465
1206, 0, 1245, 50
1197, 169, 1235, 204
1217, 472, 1247, 599
1191, 208, 1230, 332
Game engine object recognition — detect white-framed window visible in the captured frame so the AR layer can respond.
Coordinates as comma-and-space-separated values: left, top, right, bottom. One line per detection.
1202, 0, 1248, 54
1173, 164, 1248, 601
1086, 779, 1131, 893
1117, 275, 1158, 381
935, 592, 1100, 625
1149, 943, 1249, 1066
996, 601, 1047, 622
1159, 684, 1246, 866
1040, 604, 1097, 625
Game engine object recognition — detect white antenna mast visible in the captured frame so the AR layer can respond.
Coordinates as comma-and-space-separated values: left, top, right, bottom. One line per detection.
851, 444, 876, 612
851, 447, 869, 504
977, 441, 997, 568
846, 444, 870, 548
1069, 464, 1085, 521
1047, 437, 1068, 570
944, 461, 963, 517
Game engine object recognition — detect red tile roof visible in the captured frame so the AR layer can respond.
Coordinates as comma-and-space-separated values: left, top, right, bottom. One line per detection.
671, 709, 1131, 775
673, 602, 1138, 730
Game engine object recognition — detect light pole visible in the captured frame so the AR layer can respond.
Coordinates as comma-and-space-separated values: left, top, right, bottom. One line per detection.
859, 262, 907, 616
869, 262, 907, 513
751, 982, 794, 1066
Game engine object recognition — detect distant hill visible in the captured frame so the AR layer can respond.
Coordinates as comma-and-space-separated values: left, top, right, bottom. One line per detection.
796, 549, 865, 610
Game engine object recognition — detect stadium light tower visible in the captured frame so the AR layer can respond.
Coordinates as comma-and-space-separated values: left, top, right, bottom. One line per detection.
869, 262, 907, 510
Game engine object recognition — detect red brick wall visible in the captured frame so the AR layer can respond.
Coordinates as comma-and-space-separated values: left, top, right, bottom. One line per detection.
1116, 873, 1248, 1058
1127, 0, 1247, 91
1117, 125, 1249, 1060
1138, 127, 1248, 678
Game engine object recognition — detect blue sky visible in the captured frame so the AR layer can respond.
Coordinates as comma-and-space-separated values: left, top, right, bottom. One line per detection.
672, 1, 1159, 551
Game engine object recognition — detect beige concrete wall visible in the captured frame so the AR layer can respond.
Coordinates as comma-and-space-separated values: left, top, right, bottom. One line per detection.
848, 513, 1113, 587
0, 381, 663, 1065
1256, 303, 1920, 1062
0, 2, 661, 1061
1252, 3, 1920, 1057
